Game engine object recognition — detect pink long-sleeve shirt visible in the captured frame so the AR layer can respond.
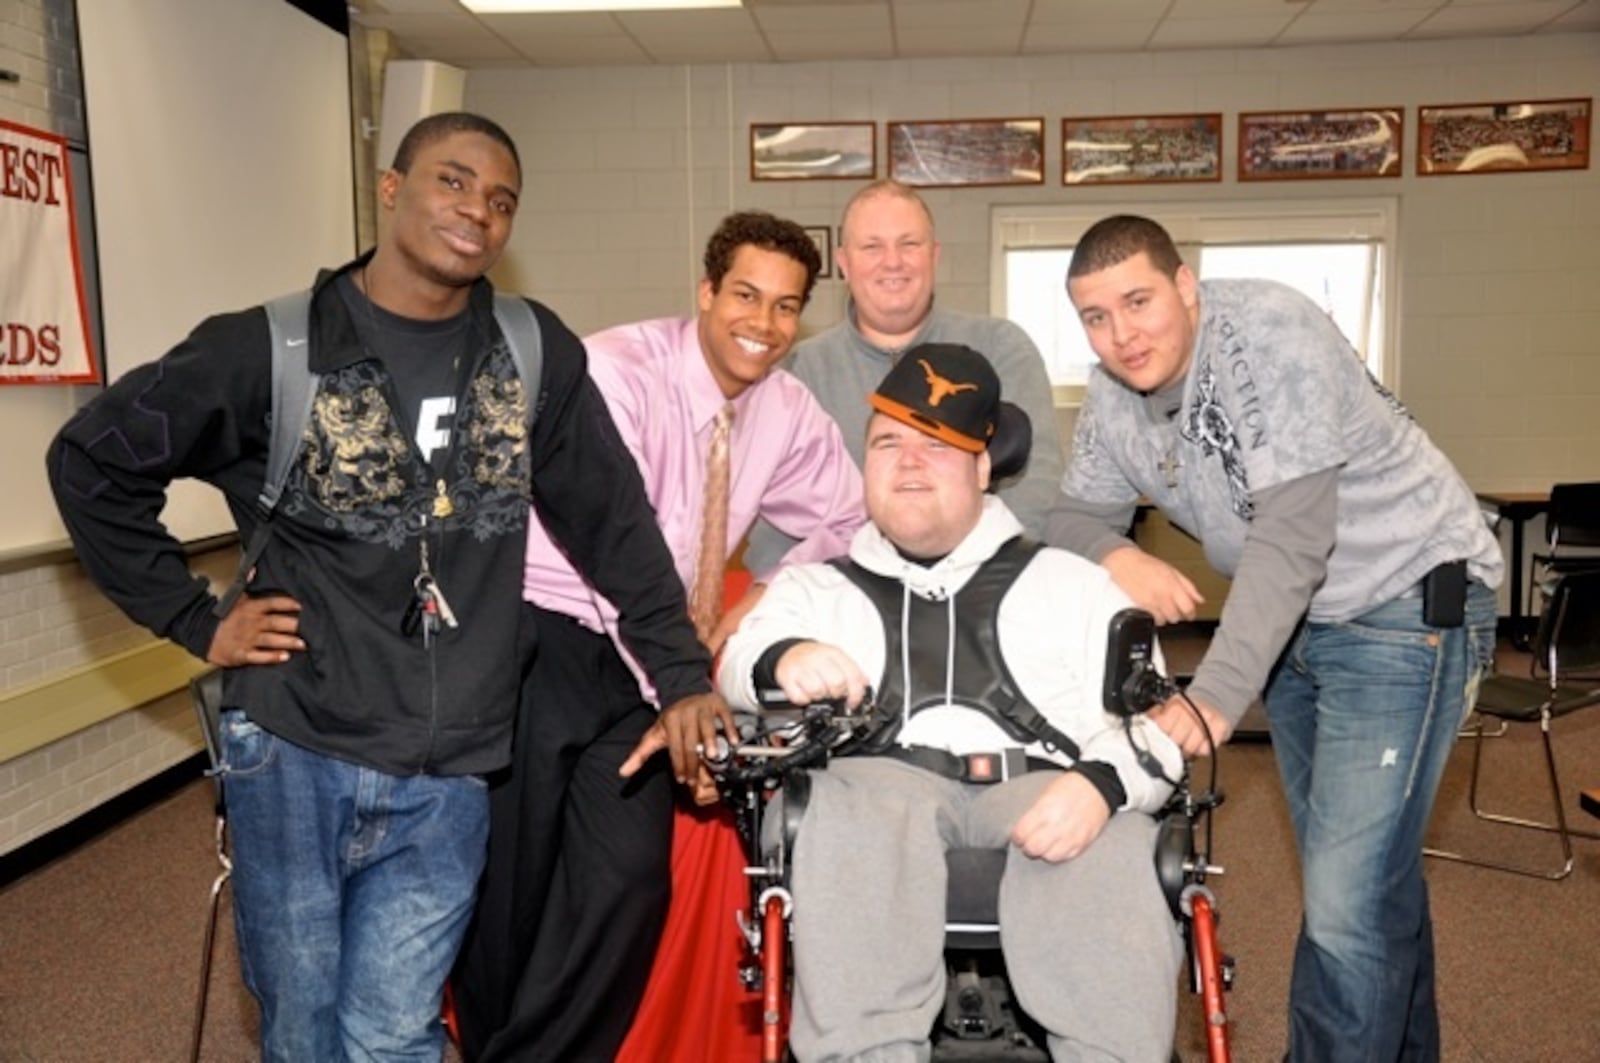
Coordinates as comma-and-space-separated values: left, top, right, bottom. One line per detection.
523, 316, 866, 701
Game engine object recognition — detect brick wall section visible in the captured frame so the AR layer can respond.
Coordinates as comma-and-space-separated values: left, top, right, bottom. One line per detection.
0, 549, 238, 855
0, 0, 81, 140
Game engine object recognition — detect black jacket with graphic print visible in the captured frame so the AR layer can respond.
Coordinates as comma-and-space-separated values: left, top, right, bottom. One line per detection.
48, 255, 711, 776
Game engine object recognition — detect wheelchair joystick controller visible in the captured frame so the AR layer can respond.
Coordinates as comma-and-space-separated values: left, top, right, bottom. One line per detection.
1103, 608, 1175, 718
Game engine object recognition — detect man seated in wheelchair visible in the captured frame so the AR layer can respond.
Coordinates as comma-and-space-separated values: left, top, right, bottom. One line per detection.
717, 342, 1187, 1063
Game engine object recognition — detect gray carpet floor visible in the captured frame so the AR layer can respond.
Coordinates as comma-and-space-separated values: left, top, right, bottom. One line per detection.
2, 636, 1597, 1062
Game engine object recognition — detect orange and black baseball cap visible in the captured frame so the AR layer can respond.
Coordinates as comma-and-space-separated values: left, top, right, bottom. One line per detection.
869, 343, 1001, 454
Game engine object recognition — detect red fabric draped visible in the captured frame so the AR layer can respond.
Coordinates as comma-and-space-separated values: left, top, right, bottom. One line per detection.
614, 801, 766, 1062
617, 567, 765, 1062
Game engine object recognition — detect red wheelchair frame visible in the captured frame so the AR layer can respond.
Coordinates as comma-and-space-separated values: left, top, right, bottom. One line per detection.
707, 702, 1235, 1063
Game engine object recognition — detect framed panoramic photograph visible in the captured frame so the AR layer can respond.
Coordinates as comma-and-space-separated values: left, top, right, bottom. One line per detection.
1417, 98, 1591, 175
1062, 113, 1222, 185
887, 118, 1045, 187
750, 122, 876, 181
1238, 108, 1403, 181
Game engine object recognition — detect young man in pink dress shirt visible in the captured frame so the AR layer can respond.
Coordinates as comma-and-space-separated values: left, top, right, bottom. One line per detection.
453, 211, 866, 1062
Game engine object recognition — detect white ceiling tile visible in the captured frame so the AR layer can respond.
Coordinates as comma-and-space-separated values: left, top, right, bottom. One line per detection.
1028, 0, 1171, 21
1297, 0, 1442, 9
752, 3, 890, 33
892, 0, 1029, 30
1167, 0, 1312, 15
351, 0, 1600, 68
1022, 22, 1157, 52
1279, 10, 1437, 43
477, 12, 621, 36
1409, 2, 1584, 36
486, 27, 650, 63
1541, 0, 1600, 30
614, 8, 761, 35
614, 9, 772, 61
1151, 15, 1297, 48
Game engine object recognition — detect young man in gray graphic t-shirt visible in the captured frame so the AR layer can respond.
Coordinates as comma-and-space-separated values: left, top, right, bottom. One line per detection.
1048, 214, 1500, 1063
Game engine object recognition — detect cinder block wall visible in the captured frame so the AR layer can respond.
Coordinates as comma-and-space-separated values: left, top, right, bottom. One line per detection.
468, 33, 1600, 492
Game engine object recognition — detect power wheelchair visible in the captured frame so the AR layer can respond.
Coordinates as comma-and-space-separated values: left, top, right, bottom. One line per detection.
705, 664, 1234, 1063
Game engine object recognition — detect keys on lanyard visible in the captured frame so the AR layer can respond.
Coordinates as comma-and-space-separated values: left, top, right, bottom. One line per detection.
401, 518, 459, 647
412, 573, 459, 647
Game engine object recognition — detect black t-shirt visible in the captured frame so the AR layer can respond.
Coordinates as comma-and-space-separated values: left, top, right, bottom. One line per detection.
337, 273, 470, 472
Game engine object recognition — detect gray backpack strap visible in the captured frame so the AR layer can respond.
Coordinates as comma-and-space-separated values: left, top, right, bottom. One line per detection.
261, 289, 317, 514
213, 289, 316, 618
492, 292, 543, 423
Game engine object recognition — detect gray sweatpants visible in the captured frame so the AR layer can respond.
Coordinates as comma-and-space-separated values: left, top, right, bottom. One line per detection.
783, 757, 1181, 1063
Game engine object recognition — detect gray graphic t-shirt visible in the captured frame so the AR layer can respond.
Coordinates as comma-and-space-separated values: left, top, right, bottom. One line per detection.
1065, 278, 1501, 623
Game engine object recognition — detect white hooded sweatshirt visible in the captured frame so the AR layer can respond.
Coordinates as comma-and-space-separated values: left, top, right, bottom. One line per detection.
719, 496, 1184, 814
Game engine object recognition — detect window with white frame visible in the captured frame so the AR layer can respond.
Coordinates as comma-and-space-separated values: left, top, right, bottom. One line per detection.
991, 199, 1397, 402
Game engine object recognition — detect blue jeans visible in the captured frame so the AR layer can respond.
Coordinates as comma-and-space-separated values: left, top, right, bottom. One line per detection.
220, 710, 490, 1062
1265, 581, 1495, 1063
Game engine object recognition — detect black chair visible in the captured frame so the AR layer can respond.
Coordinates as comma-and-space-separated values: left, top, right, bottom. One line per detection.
188, 669, 231, 1063
1426, 569, 1600, 880
1525, 482, 1600, 636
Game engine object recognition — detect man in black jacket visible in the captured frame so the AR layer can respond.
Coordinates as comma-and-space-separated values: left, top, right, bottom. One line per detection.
47, 112, 731, 1062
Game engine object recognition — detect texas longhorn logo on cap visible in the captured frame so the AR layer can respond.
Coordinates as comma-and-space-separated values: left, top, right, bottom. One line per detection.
920, 359, 979, 407
869, 342, 1001, 454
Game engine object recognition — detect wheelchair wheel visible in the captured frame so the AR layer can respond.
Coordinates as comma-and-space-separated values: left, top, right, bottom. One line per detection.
1154, 814, 1193, 921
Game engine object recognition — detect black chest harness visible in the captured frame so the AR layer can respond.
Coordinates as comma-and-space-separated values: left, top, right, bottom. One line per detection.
829, 536, 1081, 766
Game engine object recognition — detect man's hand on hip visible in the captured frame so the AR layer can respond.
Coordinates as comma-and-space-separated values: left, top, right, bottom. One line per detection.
1101, 545, 1204, 625
207, 594, 305, 667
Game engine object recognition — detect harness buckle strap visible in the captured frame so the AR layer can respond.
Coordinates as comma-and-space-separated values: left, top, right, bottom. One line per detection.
881, 744, 1060, 785
964, 748, 1030, 783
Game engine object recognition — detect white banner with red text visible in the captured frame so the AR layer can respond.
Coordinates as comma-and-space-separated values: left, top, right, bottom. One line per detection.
1, 119, 98, 384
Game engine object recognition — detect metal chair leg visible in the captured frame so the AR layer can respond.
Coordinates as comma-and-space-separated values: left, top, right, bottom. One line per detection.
1425, 718, 1597, 880
190, 815, 232, 1063
1464, 719, 1600, 842
1458, 711, 1507, 739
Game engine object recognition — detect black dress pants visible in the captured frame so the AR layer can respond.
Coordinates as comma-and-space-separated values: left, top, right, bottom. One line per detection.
453, 604, 673, 1062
